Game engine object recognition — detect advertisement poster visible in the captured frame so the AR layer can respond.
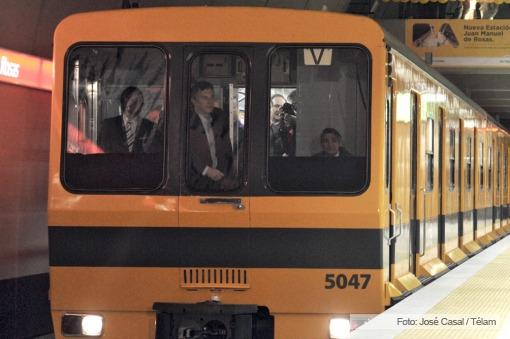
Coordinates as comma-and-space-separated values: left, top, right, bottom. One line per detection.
405, 19, 510, 67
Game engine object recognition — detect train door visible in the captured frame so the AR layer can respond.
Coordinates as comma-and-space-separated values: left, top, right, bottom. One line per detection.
474, 126, 491, 246
179, 48, 251, 229
497, 132, 507, 235
438, 108, 444, 257
415, 101, 448, 281
486, 129, 496, 241
385, 84, 393, 293
459, 120, 480, 254
493, 132, 504, 237
441, 114, 466, 265
388, 90, 422, 296
410, 92, 419, 275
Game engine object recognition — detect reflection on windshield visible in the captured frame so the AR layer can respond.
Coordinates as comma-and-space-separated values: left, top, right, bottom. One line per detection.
67, 123, 104, 154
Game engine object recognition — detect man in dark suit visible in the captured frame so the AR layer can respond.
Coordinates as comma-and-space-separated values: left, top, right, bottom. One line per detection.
98, 86, 161, 153
187, 81, 236, 191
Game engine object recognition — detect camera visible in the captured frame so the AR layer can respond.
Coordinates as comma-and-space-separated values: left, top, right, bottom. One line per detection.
277, 103, 296, 128
279, 103, 296, 117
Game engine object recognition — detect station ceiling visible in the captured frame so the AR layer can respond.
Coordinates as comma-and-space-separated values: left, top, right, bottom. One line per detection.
2, 0, 510, 128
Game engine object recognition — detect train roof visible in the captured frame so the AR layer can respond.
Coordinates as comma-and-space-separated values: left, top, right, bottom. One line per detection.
383, 29, 507, 132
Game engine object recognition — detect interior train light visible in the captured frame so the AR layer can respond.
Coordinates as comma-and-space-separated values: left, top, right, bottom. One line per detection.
62, 314, 104, 337
329, 317, 350, 339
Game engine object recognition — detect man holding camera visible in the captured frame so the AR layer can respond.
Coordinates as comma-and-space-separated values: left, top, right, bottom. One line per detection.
269, 94, 296, 157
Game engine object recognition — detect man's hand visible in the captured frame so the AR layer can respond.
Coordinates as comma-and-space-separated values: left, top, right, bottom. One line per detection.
205, 167, 225, 181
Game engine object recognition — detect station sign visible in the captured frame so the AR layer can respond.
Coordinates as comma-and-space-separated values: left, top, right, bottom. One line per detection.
405, 20, 510, 68
0, 47, 52, 91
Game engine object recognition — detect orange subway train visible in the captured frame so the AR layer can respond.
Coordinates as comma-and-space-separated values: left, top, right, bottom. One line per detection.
48, 6, 510, 339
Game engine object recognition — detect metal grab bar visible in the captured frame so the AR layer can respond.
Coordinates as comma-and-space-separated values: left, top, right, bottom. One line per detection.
385, 204, 397, 246
395, 204, 403, 239
200, 198, 245, 210
385, 203, 402, 246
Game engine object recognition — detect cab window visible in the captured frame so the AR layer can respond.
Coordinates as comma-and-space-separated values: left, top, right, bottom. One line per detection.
267, 46, 370, 193
63, 46, 166, 191
185, 53, 246, 193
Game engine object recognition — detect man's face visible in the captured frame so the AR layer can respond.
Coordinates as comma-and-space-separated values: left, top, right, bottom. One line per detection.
124, 92, 143, 118
192, 88, 215, 115
271, 96, 286, 123
321, 133, 341, 156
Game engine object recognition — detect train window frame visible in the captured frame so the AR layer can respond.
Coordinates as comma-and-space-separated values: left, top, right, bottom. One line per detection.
480, 141, 484, 191
497, 148, 501, 192
449, 127, 455, 191
385, 85, 393, 191
411, 92, 418, 197
504, 150, 508, 192
183, 51, 249, 195
467, 136, 472, 192
488, 142, 493, 191
266, 44, 371, 194
425, 117, 434, 192
60, 43, 168, 193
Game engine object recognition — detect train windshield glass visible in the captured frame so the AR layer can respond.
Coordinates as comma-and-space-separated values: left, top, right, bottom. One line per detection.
268, 46, 370, 193
63, 46, 167, 191
185, 53, 247, 192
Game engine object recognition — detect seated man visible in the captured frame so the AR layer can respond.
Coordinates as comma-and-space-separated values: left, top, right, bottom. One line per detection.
187, 81, 237, 191
99, 86, 162, 153
313, 128, 352, 158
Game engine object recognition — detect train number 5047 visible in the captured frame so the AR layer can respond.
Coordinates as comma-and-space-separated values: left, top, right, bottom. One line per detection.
324, 273, 371, 289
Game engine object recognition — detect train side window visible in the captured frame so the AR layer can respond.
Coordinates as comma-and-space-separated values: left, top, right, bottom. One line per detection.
467, 136, 472, 191
385, 87, 393, 190
411, 93, 418, 195
185, 53, 247, 192
480, 142, 484, 190
449, 128, 455, 190
505, 150, 508, 192
488, 143, 493, 191
267, 46, 370, 193
426, 117, 434, 191
497, 149, 501, 192
63, 46, 167, 191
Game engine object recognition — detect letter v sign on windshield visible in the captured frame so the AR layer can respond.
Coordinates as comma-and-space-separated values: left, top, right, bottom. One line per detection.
304, 48, 332, 66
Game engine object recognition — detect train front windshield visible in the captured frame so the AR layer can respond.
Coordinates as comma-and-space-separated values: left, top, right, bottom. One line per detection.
268, 47, 370, 193
61, 45, 370, 194
63, 46, 166, 191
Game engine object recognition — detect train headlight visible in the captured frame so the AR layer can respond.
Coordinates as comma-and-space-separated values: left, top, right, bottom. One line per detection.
82, 315, 103, 336
62, 314, 104, 336
329, 317, 350, 339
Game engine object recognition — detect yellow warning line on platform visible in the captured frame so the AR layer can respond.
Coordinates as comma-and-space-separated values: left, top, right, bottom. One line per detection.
397, 247, 510, 339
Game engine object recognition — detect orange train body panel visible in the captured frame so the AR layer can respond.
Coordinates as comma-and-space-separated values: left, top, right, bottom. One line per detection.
50, 267, 385, 314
